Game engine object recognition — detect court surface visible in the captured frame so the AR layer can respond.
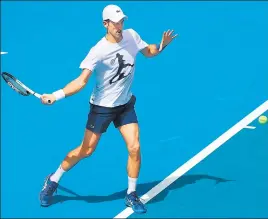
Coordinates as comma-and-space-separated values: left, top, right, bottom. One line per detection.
1, 1, 268, 218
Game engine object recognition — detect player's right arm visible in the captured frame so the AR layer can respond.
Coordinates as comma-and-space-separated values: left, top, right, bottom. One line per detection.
41, 46, 99, 105
40, 69, 92, 105
62, 68, 92, 97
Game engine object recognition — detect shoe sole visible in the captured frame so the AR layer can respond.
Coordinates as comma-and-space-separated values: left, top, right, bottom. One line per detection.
125, 202, 147, 214
40, 203, 50, 207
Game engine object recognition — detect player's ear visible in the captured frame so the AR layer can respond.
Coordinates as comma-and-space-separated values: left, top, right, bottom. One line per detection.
103, 19, 109, 28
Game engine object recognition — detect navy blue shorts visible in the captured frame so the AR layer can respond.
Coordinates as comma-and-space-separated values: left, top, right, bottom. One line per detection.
86, 95, 138, 134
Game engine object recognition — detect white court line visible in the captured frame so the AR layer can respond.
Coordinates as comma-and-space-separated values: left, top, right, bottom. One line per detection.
114, 100, 268, 219
1, 52, 8, 55
244, 125, 256, 129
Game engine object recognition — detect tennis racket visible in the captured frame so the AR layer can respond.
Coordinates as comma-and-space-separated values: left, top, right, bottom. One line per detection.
1, 72, 51, 103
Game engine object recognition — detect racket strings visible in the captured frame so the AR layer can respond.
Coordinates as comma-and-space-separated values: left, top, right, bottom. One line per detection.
2, 73, 30, 96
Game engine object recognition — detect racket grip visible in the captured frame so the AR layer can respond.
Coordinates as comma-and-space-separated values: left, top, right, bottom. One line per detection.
35, 93, 51, 104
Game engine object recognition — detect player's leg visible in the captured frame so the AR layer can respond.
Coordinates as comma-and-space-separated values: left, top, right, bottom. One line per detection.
52, 129, 101, 181
114, 95, 146, 214
39, 104, 115, 207
39, 129, 101, 207
118, 123, 141, 191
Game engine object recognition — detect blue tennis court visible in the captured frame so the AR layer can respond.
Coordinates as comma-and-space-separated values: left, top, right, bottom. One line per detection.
1, 1, 268, 218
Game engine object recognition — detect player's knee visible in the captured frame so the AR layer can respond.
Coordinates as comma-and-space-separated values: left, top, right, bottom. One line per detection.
79, 148, 95, 158
79, 143, 96, 158
128, 141, 140, 158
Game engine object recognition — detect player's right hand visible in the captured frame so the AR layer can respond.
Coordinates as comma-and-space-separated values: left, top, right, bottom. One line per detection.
41, 94, 56, 105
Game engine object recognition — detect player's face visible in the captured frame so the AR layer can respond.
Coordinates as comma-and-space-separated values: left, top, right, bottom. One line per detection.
104, 19, 124, 39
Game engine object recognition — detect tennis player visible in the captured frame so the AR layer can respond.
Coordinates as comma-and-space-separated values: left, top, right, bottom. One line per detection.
39, 4, 177, 214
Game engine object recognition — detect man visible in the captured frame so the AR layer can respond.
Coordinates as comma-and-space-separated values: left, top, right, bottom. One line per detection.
39, 4, 177, 214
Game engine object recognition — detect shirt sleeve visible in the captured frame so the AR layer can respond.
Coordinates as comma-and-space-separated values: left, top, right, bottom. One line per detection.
128, 29, 148, 51
79, 47, 100, 71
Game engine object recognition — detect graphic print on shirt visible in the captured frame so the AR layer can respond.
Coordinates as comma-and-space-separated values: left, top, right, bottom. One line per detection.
109, 53, 134, 84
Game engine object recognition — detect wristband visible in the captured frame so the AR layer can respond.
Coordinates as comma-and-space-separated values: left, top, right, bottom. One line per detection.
53, 89, 65, 101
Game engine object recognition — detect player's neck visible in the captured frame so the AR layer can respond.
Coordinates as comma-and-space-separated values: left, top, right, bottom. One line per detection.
105, 33, 123, 44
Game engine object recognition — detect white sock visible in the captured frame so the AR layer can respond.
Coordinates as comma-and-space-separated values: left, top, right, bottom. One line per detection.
127, 176, 138, 194
50, 165, 66, 183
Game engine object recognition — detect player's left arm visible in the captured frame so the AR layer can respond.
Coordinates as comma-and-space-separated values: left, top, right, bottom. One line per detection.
141, 30, 178, 57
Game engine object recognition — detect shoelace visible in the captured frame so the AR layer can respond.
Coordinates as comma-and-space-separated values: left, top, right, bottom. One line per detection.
44, 184, 57, 195
129, 193, 143, 205
42, 177, 57, 196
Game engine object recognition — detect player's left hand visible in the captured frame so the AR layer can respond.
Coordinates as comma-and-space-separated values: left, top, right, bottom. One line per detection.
159, 29, 178, 51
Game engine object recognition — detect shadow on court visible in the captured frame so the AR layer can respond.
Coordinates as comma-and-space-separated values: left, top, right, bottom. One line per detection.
50, 174, 234, 206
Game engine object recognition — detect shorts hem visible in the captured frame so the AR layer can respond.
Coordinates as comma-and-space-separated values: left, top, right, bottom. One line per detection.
86, 126, 106, 134
114, 120, 138, 129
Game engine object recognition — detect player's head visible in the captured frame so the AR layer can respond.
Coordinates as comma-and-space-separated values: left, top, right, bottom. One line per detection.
102, 5, 127, 40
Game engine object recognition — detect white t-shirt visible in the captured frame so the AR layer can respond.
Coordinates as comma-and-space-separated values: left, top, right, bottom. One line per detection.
79, 29, 148, 107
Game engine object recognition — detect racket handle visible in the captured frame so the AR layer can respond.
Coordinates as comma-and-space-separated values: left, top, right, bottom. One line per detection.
34, 93, 41, 98
35, 93, 51, 104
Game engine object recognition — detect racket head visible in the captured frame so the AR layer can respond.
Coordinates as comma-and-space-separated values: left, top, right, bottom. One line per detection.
1, 72, 31, 96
